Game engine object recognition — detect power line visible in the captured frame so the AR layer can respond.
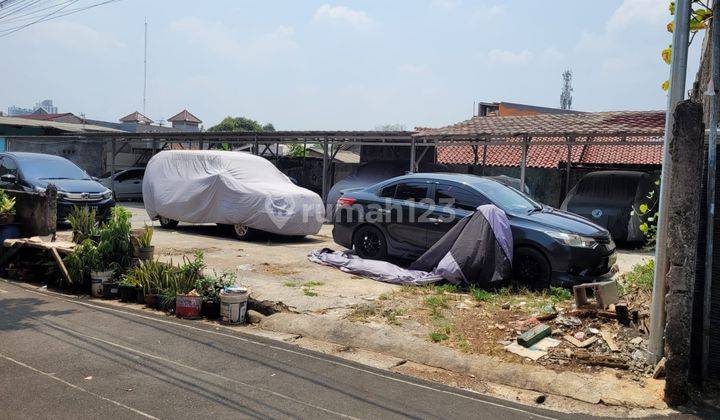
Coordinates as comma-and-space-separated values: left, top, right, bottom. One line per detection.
0, 0, 78, 24
0, 0, 122, 37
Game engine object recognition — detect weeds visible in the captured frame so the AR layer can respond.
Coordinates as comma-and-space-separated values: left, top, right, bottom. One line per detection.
546, 286, 572, 303
429, 332, 449, 342
620, 259, 654, 294
382, 308, 405, 325
283, 281, 298, 287
424, 294, 449, 318
432, 283, 459, 294
304, 280, 325, 287
470, 287, 495, 302
303, 289, 318, 297
350, 303, 377, 321
456, 333, 472, 353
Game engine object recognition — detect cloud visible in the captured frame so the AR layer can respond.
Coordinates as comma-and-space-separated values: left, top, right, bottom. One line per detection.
487, 49, 532, 65
606, 0, 668, 32
313, 4, 372, 29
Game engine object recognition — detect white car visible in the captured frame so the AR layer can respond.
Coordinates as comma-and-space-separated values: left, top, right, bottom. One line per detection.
142, 151, 325, 240
99, 167, 145, 201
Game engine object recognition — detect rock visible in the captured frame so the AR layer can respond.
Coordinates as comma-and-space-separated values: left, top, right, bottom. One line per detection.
535, 394, 546, 404
246, 309, 266, 324
501, 301, 511, 310
653, 357, 667, 379
588, 327, 600, 335
630, 337, 643, 345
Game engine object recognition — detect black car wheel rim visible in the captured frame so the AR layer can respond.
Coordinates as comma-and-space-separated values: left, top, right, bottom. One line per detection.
359, 231, 381, 257
516, 255, 541, 282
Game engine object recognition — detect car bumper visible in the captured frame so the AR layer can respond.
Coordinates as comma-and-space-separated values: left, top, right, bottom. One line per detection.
550, 248, 617, 287
57, 198, 115, 221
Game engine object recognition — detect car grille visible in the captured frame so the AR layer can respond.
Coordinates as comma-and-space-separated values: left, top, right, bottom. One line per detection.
62, 192, 105, 202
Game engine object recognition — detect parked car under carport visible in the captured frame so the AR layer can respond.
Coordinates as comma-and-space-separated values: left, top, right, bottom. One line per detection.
332, 173, 616, 289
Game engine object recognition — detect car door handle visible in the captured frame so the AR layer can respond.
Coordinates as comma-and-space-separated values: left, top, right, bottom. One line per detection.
427, 217, 445, 224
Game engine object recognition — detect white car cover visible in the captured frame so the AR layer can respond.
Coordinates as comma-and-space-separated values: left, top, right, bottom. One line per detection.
143, 150, 325, 236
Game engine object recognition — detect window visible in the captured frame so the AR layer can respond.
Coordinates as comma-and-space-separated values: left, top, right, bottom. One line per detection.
379, 184, 396, 198
0, 157, 17, 178
116, 169, 144, 182
435, 184, 488, 211
394, 182, 428, 202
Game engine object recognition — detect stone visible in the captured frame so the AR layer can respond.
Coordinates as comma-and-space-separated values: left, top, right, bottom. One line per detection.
246, 309, 266, 324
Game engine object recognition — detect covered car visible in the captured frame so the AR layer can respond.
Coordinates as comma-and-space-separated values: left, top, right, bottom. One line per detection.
561, 170, 657, 244
143, 150, 325, 238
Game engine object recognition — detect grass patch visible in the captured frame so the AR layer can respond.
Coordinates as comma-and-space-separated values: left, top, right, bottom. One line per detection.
283, 281, 298, 287
429, 332, 449, 342
303, 280, 325, 287
378, 293, 390, 300
456, 333, 472, 353
432, 283, 459, 294
620, 259, 654, 294
349, 303, 377, 321
470, 287, 495, 302
424, 295, 449, 318
303, 289, 318, 297
545, 286, 572, 303
382, 308, 405, 325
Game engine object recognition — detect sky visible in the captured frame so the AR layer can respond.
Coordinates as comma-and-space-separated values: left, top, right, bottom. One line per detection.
0, 0, 703, 130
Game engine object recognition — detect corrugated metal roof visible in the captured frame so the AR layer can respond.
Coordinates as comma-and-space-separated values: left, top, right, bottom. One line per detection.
0, 116, 123, 133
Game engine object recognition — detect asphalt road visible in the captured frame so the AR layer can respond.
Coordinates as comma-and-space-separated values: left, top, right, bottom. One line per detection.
0, 281, 589, 419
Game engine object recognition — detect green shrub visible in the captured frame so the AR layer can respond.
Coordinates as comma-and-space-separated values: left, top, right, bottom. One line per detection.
621, 259, 655, 294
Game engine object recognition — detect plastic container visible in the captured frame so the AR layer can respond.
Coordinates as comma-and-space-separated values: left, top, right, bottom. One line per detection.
90, 270, 113, 298
220, 287, 249, 325
176, 294, 202, 319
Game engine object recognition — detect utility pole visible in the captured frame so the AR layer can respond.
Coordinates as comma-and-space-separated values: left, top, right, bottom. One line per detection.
560, 70, 573, 110
648, 0, 692, 364
143, 17, 148, 115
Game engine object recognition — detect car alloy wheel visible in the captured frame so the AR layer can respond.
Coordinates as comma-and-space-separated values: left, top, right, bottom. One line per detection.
158, 216, 178, 229
234, 224, 249, 239
512, 247, 551, 290
353, 225, 387, 260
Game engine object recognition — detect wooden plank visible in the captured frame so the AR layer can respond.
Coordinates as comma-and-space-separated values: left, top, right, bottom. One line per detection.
601, 331, 620, 352
50, 248, 72, 285
564, 335, 599, 348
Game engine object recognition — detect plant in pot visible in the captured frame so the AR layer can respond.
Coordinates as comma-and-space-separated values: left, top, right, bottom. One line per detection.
135, 224, 154, 260
168, 251, 205, 317
68, 206, 98, 244
125, 258, 174, 309
117, 274, 140, 303
195, 270, 236, 319
0, 190, 19, 242
96, 206, 133, 276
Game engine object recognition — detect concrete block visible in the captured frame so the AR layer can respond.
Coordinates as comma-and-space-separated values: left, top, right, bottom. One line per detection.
573, 280, 618, 309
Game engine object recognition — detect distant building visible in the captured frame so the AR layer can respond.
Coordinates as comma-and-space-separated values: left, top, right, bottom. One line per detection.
118, 111, 179, 133
7, 99, 58, 116
476, 101, 583, 117
167, 109, 202, 132
14, 113, 84, 124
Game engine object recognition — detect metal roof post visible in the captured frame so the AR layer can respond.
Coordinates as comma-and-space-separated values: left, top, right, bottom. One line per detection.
410, 137, 416, 173
321, 138, 329, 202
520, 135, 528, 192
649, 0, 692, 364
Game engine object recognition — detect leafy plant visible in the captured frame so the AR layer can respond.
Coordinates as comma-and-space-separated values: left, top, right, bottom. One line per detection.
0, 190, 16, 220
631, 178, 661, 246
620, 259, 655, 295
661, 1, 711, 90
68, 206, 99, 243
137, 224, 154, 248
470, 287, 495, 302
545, 286, 572, 303
64, 239, 102, 286
96, 207, 133, 274
123, 258, 175, 294
195, 270, 236, 302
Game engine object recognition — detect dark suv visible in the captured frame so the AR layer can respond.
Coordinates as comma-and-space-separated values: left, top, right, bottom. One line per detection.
0, 152, 115, 221
332, 173, 616, 288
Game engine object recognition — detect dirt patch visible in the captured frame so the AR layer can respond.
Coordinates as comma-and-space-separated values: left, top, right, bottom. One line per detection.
254, 262, 301, 276
156, 246, 222, 256
348, 282, 654, 379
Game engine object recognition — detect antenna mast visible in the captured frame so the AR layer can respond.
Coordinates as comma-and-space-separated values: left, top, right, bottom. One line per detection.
560, 70, 573, 110
143, 18, 148, 115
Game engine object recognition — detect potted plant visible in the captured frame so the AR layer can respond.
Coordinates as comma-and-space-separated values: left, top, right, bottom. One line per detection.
0, 190, 19, 243
96, 207, 133, 276
68, 206, 98, 244
171, 251, 205, 317
135, 225, 154, 260
196, 270, 236, 319
117, 275, 139, 302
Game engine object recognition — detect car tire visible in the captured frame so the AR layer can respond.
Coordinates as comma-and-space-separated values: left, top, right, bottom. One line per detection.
512, 246, 552, 290
353, 225, 388, 260
158, 216, 179, 229
222, 224, 256, 241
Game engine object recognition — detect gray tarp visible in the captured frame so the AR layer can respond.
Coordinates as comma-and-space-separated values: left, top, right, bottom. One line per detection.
309, 205, 513, 288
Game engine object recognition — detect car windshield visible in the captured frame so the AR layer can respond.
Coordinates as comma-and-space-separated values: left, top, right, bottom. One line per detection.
19, 158, 90, 181
478, 181, 540, 214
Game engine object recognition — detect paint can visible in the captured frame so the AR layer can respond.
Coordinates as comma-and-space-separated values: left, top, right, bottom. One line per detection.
220, 287, 249, 325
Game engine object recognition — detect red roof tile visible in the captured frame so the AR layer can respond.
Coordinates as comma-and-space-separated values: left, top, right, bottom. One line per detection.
167, 109, 202, 123
120, 111, 153, 124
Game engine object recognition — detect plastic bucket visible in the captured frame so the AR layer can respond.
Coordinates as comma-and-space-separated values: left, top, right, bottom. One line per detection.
90, 270, 113, 298
176, 295, 203, 319
220, 287, 249, 325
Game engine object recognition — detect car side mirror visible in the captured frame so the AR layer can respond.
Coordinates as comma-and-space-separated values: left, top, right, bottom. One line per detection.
0, 174, 16, 183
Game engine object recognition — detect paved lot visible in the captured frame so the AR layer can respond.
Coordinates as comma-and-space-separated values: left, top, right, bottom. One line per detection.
0, 281, 571, 420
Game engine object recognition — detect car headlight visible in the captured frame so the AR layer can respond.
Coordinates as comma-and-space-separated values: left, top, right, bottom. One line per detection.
102, 190, 113, 200
546, 231, 598, 248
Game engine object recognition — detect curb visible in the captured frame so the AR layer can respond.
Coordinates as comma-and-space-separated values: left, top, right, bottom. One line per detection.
260, 312, 666, 409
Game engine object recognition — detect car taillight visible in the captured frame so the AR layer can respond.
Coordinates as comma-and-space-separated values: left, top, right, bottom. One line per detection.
336, 197, 356, 208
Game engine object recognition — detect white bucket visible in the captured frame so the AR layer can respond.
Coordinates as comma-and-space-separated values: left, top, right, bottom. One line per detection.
90, 270, 113, 298
220, 287, 249, 324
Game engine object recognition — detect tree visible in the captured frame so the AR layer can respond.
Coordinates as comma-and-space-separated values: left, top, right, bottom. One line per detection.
207, 116, 275, 132
374, 123, 406, 131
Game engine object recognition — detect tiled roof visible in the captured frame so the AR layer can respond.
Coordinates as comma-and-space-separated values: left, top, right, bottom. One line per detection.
416, 111, 665, 137
120, 111, 153, 124
167, 109, 202, 123
421, 111, 665, 168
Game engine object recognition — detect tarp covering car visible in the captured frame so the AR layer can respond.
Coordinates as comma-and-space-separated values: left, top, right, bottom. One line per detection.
561, 171, 657, 243
144, 150, 325, 236
309, 205, 512, 288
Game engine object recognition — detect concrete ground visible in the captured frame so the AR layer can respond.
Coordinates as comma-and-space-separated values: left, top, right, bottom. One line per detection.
110, 203, 652, 317
0, 281, 574, 420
